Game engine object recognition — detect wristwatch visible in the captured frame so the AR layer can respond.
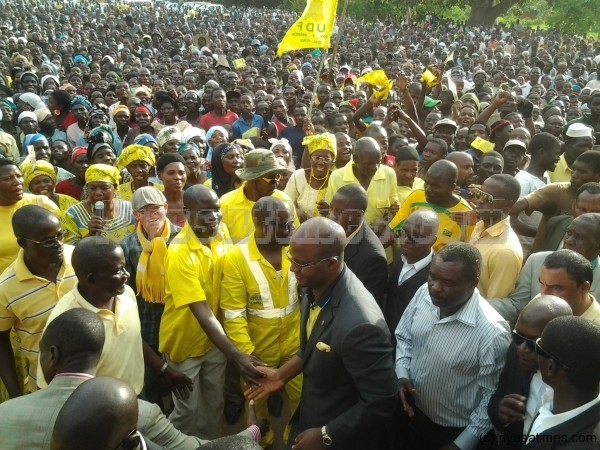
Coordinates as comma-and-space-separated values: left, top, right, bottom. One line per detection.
321, 426, 333, 446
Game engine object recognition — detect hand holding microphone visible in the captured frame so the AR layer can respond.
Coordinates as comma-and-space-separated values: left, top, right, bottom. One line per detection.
88, 201, 105, 236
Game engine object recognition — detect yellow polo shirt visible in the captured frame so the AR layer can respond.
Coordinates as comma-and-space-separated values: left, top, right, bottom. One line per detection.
547, 154, 571, 183
469, 218, 523, 299
325, 163, 399, 225
159, 221, 232, 363
397, 177, 425, 206
220, 184, 298, 243
0, 246, 77, 392
221, 235, 299, 362
0, 194, 60, 274
389, 189, 474, 252
37, 284, 144, 394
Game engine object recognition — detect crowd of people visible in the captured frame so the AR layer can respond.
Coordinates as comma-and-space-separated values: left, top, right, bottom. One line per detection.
0, 0, 599, 449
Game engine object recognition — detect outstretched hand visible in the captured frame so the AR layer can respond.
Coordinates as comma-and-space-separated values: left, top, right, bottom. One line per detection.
244, 366, 284, 401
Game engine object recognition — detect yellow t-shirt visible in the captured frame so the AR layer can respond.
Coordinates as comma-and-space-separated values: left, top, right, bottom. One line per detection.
0, 246, 77, 392
220, 235, 299, 363
116, 182, 164, 202
0, 193, 60, 274
389, 189, 474, 252
397, 177, 425, 206
37, 284, 144, 394
159, 221, 232, 363
547, 154, 571, 183
325, 163, 399, 225
220, 184, 299, 243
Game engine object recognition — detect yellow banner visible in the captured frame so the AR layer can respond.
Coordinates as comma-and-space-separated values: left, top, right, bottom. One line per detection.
277, 0, 338, 57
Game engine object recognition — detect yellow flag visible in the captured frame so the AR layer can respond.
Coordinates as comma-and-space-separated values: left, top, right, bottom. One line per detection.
355, 70, 393, 101
277, 0, 338, 57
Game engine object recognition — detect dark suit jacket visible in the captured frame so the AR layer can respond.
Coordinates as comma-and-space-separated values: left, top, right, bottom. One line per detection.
488, 343, 533, 450
344, 224, 388, 307
542, 215, 573, 252
524, 402, 600, 449
289, 267, 398, 450
384, 251, 430, 343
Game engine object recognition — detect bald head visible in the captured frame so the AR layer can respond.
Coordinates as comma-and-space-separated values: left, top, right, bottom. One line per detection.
183, 184, 218, 210
252, 196, 290, 226
291, 217, 346, 259
51, 377, 139, 450
404, 210, 439, 237
354, 137, 381, 160
427, 159, 458, 184
446, 151, 473, 167
518, 295, 573, 329
72, 237, 121, 280
13, 205, 59, 239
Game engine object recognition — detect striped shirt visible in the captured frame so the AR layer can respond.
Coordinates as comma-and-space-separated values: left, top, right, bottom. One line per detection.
395, 284, 510, 450
0, 246, 77, 392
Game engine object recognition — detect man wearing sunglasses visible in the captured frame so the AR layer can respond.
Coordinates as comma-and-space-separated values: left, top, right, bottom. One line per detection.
469, 174, 523, 299
0, 205, 77, 398
488, 295, 572, 449
220, 149, 297, 243
527, 316, 600, 447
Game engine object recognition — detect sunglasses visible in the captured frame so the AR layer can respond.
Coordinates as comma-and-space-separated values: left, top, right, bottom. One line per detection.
511, 330, 536, 352
261, 174, 282, 185
535, 338, 570, 370
470, 186, 494, 203
20, 230, 65, 248
399, 228, 431, 245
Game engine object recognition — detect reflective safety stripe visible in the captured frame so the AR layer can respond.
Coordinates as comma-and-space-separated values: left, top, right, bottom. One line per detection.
223, 308, 247, 320
237, 241, 298, 319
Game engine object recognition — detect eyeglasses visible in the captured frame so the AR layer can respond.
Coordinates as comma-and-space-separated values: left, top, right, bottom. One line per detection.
471, 187, 494, 204
20, 231, 65, 248
287, 251, 339, 271
511, 330, 536, 352
311, 155, 333, 164
535, 338, 569, 370
261, 174, 282, 185
114, 429, 142, 450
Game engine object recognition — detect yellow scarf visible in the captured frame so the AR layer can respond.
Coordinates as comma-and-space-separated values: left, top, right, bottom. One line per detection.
135, 220, 170, 303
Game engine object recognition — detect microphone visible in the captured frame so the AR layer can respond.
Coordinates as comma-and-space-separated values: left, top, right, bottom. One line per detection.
94, 201, 104, 219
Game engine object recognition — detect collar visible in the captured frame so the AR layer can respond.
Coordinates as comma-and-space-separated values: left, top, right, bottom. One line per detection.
345, 221, 364, 246
341, 162, 387, 183
13, 247, 72, 282
401, 250, 433, 273
430, 288, 480, 327
481, 216, 510, 238
311, 266, 346, 307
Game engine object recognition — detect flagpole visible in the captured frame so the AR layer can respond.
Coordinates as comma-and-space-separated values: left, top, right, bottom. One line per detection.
307, 0, 350, 118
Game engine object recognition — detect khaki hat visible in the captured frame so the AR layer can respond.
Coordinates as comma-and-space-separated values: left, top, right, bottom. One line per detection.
235, 149, 292, 181
131, 186, 167, 211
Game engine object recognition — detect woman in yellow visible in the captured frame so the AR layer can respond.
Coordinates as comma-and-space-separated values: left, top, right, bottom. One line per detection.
20, 160, 78, 213
115, 144, 163, 201
284, 133, 336, 222
61, 164, 135, 244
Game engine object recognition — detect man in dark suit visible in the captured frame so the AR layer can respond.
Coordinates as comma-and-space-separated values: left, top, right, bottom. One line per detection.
385, 210, 438, 342
329, 184, 388, 306
488, 295, 572, 449
246, 217, 398, 450
526, 316, 600, 448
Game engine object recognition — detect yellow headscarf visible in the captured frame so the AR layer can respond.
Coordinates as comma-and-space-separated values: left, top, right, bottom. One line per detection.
112, 104, 130, 119
136, 220, 170, 304
302, 133, 337, 157
117, 145, 156, 170
85, 164, 121, 186
20, 160, 57, 189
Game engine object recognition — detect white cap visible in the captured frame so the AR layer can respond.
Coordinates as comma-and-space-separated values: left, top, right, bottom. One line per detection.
566, 123, 593, 138
503, 139, 527, 151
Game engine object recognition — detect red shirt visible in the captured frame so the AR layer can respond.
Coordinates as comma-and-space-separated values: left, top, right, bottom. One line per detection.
199, 111, 239, 131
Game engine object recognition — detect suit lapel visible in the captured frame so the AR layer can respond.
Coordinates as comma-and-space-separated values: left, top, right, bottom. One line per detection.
344, 226, 364, 263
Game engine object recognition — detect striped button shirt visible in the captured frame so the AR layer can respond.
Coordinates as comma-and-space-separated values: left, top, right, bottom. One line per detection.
395, 284, 510, 450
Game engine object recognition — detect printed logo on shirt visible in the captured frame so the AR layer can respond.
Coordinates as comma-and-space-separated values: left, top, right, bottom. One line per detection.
443, 229, 453, 237
249, 294, 263, 306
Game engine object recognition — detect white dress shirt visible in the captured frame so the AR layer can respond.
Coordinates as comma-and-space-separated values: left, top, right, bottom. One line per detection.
528, 394, 600, 437
524, 372, 553, 433
398, 251, 433, 286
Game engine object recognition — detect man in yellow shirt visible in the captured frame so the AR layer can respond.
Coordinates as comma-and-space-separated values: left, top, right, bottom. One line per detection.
469, 174, 523, 299
160, 185, 265, 439
547, 123, 594, 183
37, 237, 144, 395
0, 205, 77, 397
220, 149, 297, 243
387, 160, 474, 252
325, 137, 398, 226
221, 197, 301, 446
